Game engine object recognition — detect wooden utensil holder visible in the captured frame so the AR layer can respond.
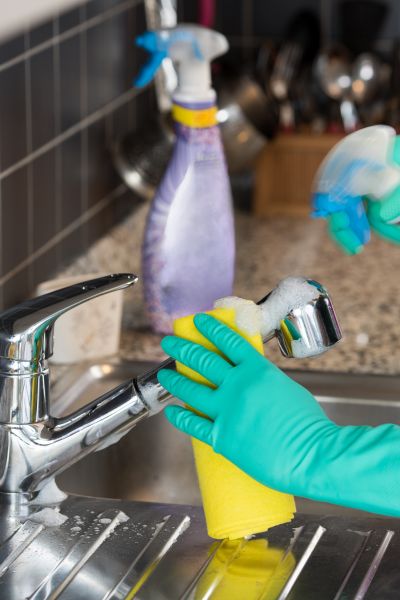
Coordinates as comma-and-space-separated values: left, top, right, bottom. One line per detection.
253, 133, 343, 217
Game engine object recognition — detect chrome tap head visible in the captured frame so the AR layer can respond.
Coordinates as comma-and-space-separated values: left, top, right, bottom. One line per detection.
258, 277, 342, 359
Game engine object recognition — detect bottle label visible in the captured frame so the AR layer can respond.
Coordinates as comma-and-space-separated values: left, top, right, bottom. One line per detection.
172, 103, 217, 128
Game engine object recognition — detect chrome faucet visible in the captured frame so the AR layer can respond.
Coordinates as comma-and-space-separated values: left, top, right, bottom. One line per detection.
0, 274, 341, 500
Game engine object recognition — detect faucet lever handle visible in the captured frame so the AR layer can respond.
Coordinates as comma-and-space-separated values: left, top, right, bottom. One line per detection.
0, 273, 137, 366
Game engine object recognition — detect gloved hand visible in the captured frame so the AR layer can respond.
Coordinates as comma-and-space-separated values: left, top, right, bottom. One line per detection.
367, 194, 400, 245
158, 314, 400, 517
328, 195, 400, 255
327, 208, 366, 255
323, 134, 400, 254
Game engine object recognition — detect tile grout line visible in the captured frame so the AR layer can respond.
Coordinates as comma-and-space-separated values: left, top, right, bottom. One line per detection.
80, 2, 89, 218
24, 29, 34, 290
0, 86, 142, 182
0, 184, 127, 287
53, 14, 63, 237
0, 0, 142, 75
0, 181, 3, 309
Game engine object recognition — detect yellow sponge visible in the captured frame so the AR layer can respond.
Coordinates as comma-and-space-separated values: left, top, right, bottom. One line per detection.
173, 308, 296, 540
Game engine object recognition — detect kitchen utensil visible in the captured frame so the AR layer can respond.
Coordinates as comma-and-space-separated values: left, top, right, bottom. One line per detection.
351, 52, 384, 104
255, 39, 276, 91
352, 52, 391, 126
216, 68, 278, 173
270, 10, 321, 130
112, 0, 177, 199
112, 114, 174, 200
315, 45, 358, 132
291, 65, 320, 126
200, 0, 276, 173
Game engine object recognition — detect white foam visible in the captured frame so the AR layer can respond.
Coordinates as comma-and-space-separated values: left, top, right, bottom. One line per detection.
31, 479, 67, 505
117, 512, 129, 523
260, 277, 318, 338
213, 296, 262, 336
28, 507, 68, 527
141, 382, 164, 414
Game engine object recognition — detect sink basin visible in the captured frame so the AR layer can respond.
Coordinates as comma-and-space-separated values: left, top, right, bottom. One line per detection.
11, 360, 393, 599
55, 358, 400, 517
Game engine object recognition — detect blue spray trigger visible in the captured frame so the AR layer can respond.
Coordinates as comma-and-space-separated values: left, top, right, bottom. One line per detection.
134, 51, 166, 87
311, 158, 379, 247
134, 30, 204, 88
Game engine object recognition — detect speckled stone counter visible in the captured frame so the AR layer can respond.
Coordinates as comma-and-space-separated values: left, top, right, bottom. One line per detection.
60, 202, 400, 375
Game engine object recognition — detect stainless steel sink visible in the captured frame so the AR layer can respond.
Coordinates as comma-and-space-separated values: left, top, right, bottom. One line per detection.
4, 358, 400, 598
55, 358, 400, 517
8, 359, 393, 599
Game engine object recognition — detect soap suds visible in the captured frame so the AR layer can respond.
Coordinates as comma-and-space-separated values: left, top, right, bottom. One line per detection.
213, 296, 262, 336
214, 277, 319, 340
30, 479, 67, 505
28, 507, 68, 527
117, 511, 129, 523
260, 277, 319, 337
141, 382, 164, 414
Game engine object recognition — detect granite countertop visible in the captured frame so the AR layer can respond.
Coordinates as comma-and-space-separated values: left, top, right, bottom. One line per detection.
60, 201, 400, 376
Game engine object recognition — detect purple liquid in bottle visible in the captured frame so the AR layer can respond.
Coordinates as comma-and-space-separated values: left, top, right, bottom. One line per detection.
142, 99, 235, 333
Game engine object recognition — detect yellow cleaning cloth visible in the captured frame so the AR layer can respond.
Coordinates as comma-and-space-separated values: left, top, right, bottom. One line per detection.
194, 538, 296, 599
173, 308, 296, 540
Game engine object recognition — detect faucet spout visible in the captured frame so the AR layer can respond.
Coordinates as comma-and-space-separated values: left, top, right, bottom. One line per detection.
0, 372, 172, 497
0, 275, 341, 498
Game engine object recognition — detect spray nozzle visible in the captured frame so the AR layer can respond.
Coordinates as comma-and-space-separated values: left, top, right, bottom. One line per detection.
135, 30, 203, 87
134, 25, 228, 99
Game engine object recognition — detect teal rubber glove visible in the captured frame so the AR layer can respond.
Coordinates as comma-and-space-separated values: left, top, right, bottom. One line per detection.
323, 135, 400, 254
326, 195, 400, 254
367, 195, 400, 245
158, 314, 400, 517
327, 211, 364, 255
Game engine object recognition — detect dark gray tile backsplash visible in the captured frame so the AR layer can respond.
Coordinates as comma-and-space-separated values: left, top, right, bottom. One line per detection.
2, 166, 28, 273
30, 49, 56, 150
87, 117, 117, 208
0, 34, 24, 64
59, 7, 81, 34
61, 133, 82, 227
32, 149, 57, 250
28, 21, 54, 49
0, 63, 27, 171
0, 0, 150, 309
3, 266, 31, 313
59, 35, 82, 132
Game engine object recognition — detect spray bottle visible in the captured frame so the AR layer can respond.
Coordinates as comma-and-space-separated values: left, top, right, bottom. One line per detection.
312, 125, 400, 253
135, 25, 234, 333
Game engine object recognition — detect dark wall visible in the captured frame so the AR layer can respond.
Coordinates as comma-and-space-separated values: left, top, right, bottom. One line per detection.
0, 0, 152, 310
